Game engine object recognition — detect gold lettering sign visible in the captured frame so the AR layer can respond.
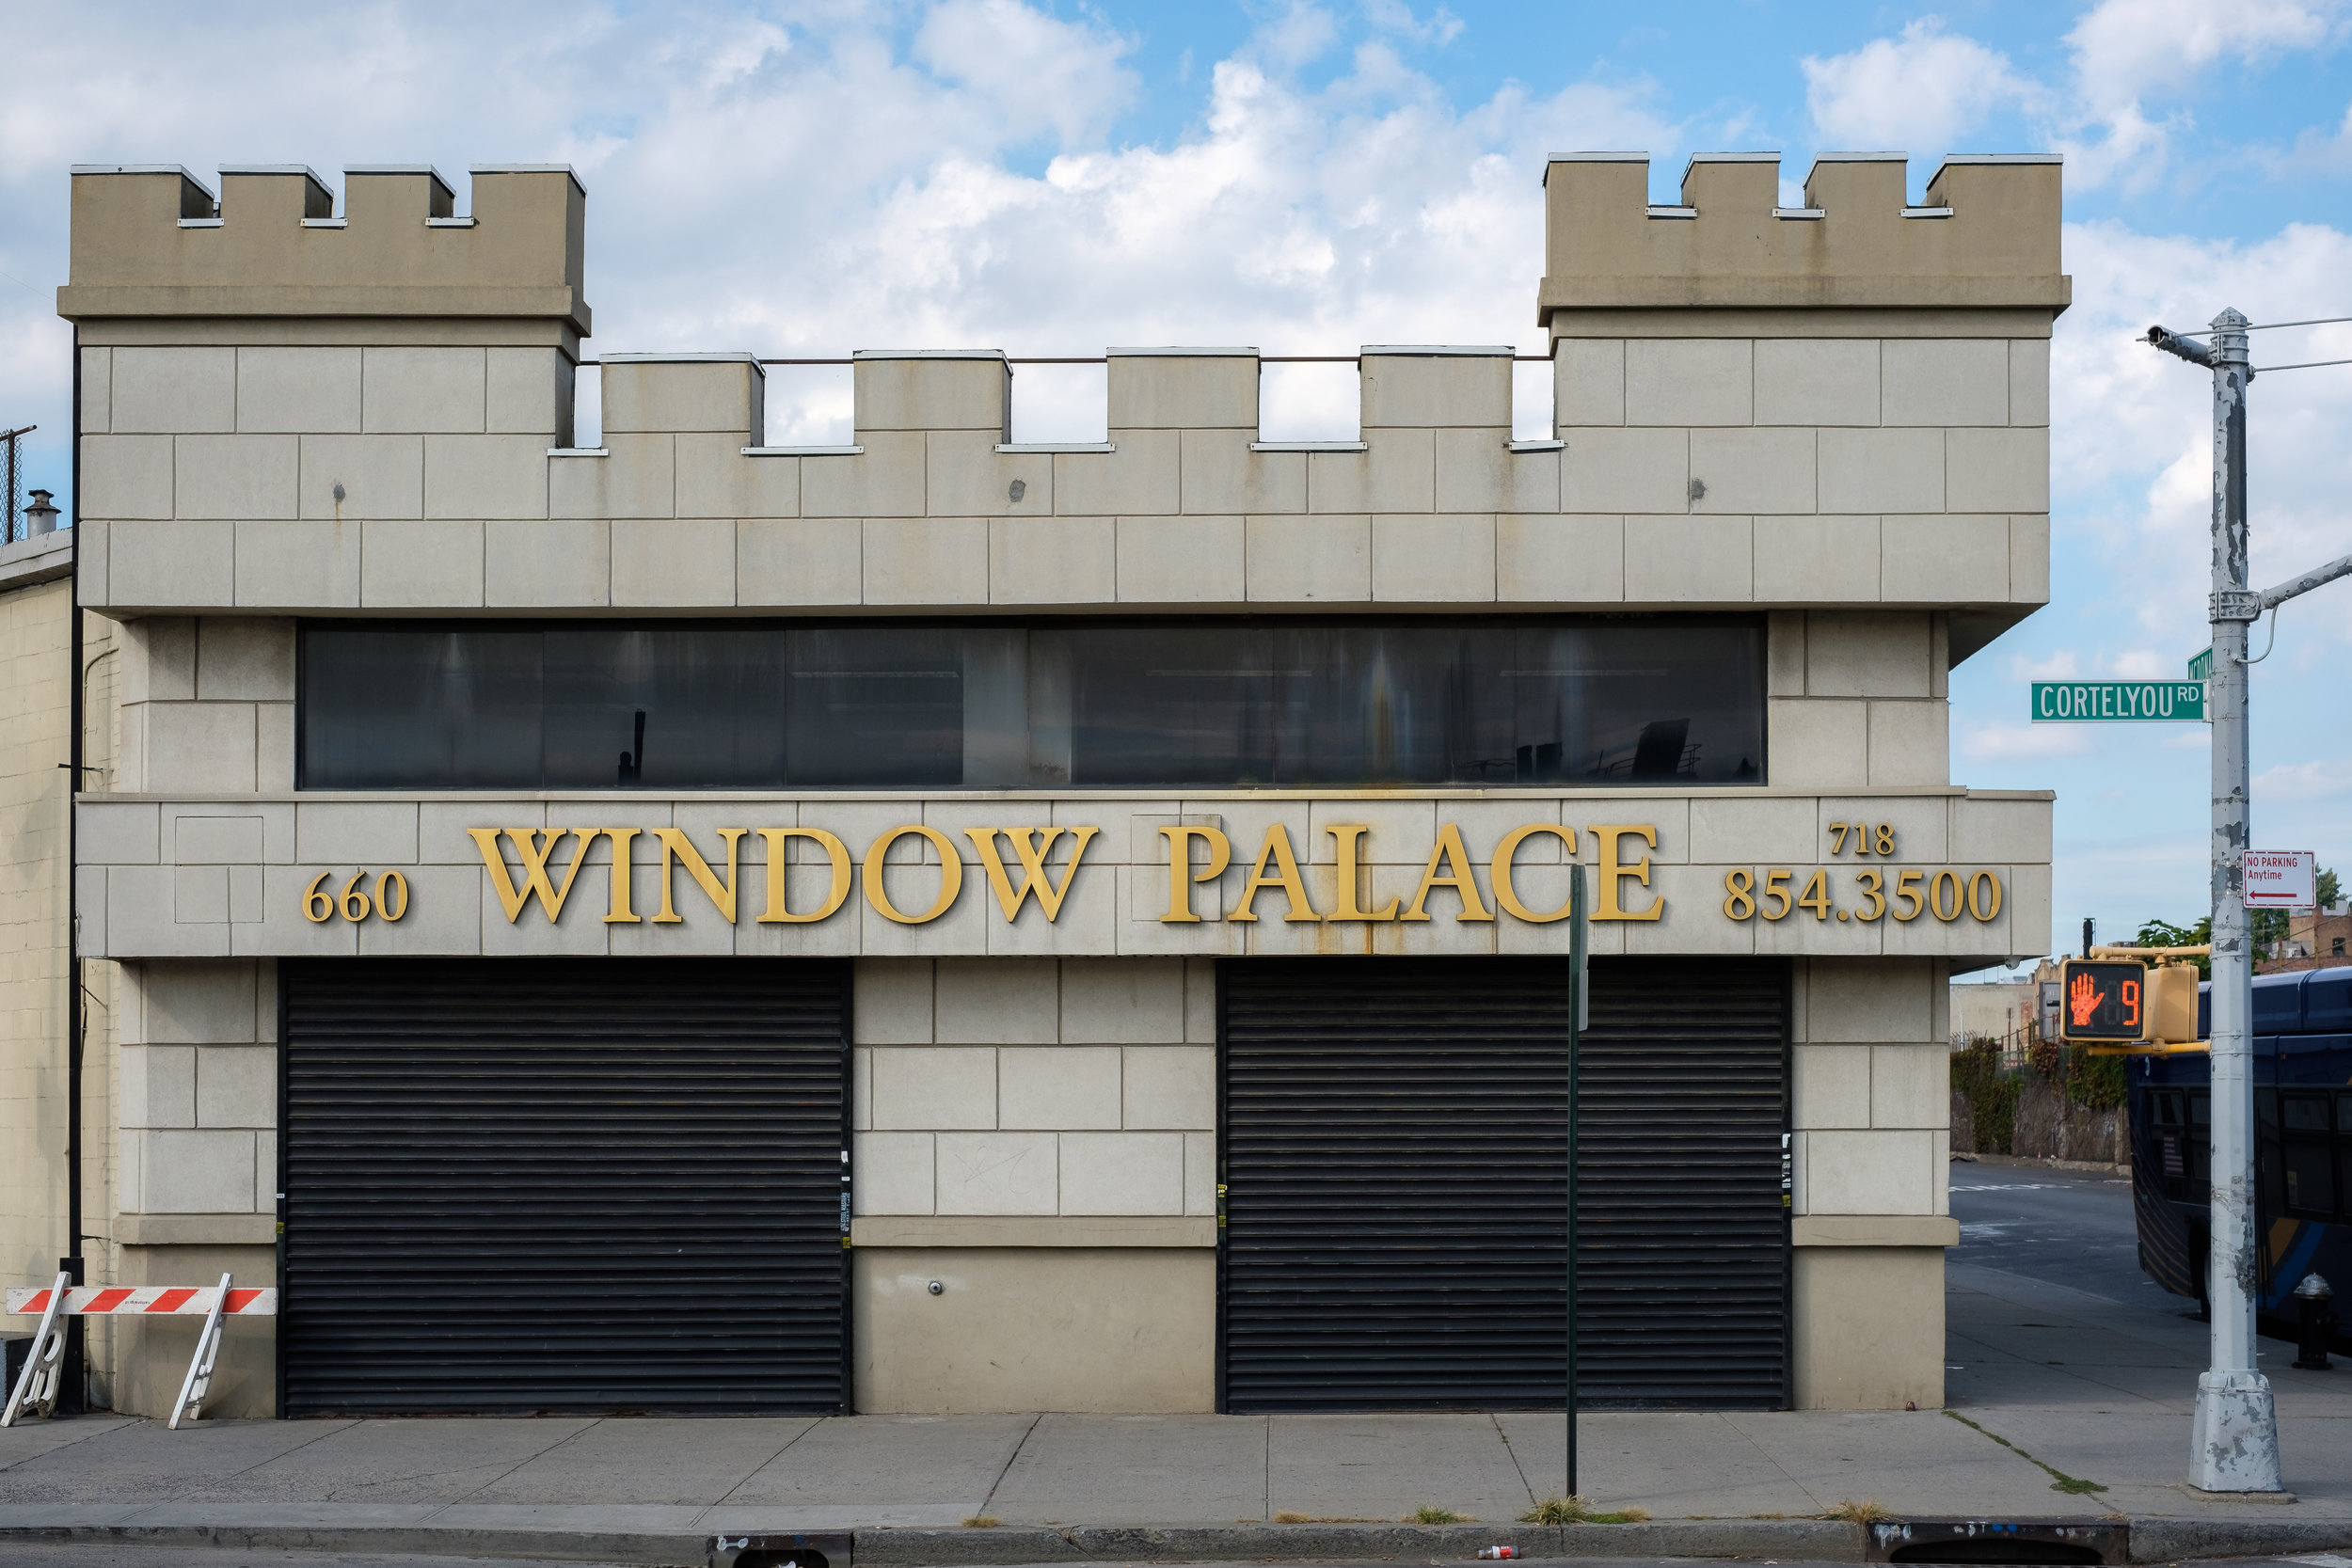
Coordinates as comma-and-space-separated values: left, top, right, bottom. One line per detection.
1592, 824, 1663, 922
1325, 826, 1399, 922
456, 817, 1673, 931
1491, 824, 1578, 923
1157, 826, 1232, 923
1403, 823, 1491, 923
756, 827, 851, 924
862, 826, 964, 925
967, 828, 1098, 921
1230, 825, 1318, 923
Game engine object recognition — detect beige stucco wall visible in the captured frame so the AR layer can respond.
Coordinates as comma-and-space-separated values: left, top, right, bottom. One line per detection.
0, 542, 126, 1409
854, 1246, 1213, 1413
1, 565, 72, 1293
1792, 1243, 1949, 1410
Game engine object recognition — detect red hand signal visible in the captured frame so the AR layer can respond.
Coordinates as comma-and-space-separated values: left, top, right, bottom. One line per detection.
2068, 972, 2099, 1027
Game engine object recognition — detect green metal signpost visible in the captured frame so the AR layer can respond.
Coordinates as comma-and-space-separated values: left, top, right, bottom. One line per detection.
1565, 863, 1586, 1503
2029, 680, 2206, 721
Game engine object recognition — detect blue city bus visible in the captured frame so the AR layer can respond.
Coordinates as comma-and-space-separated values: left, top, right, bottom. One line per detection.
2132, 964, 2352, 1340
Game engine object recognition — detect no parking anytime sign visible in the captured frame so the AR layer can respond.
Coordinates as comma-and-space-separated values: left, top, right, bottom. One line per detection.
2244, 850, 2316, 909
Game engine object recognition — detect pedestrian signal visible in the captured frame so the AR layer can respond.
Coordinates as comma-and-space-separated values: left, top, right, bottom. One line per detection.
2059, 959, 2145, 1041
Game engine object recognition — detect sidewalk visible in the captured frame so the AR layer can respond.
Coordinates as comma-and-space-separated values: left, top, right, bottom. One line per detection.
1, 1262, 2348, 1562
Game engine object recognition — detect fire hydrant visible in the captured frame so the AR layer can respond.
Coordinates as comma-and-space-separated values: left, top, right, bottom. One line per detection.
2292, 1273, 2336, 1370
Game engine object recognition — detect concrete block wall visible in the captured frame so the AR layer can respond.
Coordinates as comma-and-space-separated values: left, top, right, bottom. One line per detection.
116, 616, 294, 793
1550, 333, 2049, 610
1767, 610, 1950, 788
850, 957, 1216, 1220
81, 341, 574, 613
75, 337, 2046, 626
1790, 956, 1951, 1221
1787, 951, 1956, 1410
114, 959, 278, 1222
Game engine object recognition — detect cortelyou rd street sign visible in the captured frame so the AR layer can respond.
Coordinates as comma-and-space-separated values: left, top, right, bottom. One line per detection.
2030, 680, 2206, 721
2188, 647, 2213, 681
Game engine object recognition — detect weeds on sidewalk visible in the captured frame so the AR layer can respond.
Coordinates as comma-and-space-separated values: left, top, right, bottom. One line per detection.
1827, 1498, 1892, 1525
1945, 1410, 2108, 1495
1407, 1505, 1470, 1523
961, 1515, 1003, 1528
1519, 1496, 1651, 1525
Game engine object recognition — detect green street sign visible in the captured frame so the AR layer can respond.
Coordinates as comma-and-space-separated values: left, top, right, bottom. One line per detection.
2031, 680, 2206, 721
2188, 647, 2213, 681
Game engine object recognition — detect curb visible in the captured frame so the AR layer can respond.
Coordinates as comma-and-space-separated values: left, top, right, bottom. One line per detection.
856, 1520, 1865, 1564
0, 1513, 2344, 1564
0, 1522, 708, 1563
2128, 1516, 2352, 1562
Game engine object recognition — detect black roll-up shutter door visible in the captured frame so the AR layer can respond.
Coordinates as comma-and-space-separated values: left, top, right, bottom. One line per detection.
282, 958, 849, 1417
1220, 956, 1788, 1412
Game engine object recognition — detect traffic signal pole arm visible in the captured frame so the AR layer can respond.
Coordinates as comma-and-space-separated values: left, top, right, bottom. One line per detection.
2148, 325, 2352, 616
2257, 549, 2352, 613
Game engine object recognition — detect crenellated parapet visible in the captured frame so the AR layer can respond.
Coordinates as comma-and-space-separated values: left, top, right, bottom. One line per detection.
58, 164, 589, 336
1538, 152, 2067, 324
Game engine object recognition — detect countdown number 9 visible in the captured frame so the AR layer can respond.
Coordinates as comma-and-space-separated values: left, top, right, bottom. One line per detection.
304, 870, 409, 924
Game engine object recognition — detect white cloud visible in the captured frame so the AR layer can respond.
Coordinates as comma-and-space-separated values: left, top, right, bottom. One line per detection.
2271, 100, 2352, 173
1801, 20, 2037, 154
0, 2, 1679, 475
2106, 648, 2172, 678
1363, 0, 1464, 47
2059, 0, 2350, 185
914, 0, 1140, 146
2253, 758, 2352, 802
2047, 218, 2352, 643
2066, 0, 2343, 113
1962, 722, 2096, 762
2010, 649, 2084, 681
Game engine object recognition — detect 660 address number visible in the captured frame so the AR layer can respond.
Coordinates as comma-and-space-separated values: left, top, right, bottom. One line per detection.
302, 870, 410, 924
1723, 867, 2002, 924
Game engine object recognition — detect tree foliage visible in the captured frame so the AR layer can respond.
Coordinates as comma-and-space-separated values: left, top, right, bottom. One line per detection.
2136, 915, 2212, 977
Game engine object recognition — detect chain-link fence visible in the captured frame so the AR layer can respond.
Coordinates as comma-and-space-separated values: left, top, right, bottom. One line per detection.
2, 424, 58, 546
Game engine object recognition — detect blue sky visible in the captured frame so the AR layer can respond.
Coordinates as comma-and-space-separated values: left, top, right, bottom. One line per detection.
2, 0, 2347, 953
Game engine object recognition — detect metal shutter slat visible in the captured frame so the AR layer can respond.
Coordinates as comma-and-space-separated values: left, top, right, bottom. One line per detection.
281, 958, 850, 1417
1220, 957, 1788, 1412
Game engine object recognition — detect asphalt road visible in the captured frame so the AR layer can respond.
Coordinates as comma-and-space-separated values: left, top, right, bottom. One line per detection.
0, 1556, 1867, 1568
0, 1552, 634, 1567
1947, 1159, 2195, 1315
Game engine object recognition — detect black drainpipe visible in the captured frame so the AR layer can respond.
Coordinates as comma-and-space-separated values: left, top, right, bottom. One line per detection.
63, 323, 87, 1410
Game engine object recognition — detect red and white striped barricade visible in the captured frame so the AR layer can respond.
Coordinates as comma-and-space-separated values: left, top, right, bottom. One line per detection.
5, 1273, 278, 1428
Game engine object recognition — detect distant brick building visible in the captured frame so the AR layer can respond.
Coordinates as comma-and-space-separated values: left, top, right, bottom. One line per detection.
2264, 903, 2352, 973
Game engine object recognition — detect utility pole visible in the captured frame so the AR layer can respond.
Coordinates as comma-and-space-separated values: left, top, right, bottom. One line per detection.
2173, 308, 2275, 1494
2148, 308, 2352, 1493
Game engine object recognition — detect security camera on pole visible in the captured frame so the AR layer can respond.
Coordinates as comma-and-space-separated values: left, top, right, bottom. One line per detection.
2147, 309, 2352, 1495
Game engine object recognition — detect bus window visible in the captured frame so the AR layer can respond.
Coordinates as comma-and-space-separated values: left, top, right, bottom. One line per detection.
2282, 1093, 2334, 1218
2339, 1091, 2352, 1134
